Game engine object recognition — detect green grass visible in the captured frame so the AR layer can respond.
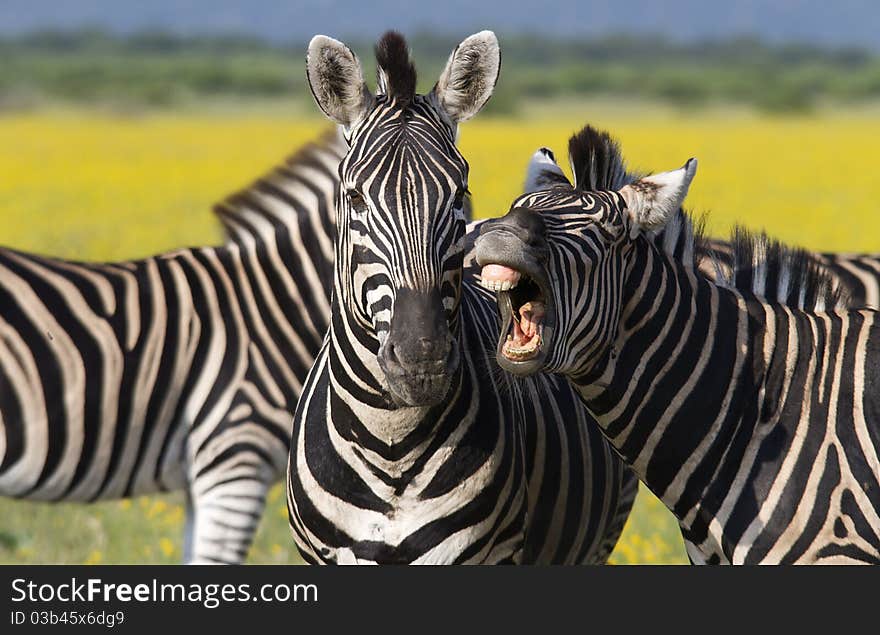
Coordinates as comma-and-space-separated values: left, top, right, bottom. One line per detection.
0, 485, 304, 564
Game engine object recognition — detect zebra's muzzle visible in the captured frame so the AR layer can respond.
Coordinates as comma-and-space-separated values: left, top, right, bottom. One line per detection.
378, 345, 459, 407
378, 288, 459, 407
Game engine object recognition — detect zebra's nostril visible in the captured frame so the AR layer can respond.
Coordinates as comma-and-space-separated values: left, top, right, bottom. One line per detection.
384, 341, 399, 364
383, 336, 450, 368
515, 210, 536, 229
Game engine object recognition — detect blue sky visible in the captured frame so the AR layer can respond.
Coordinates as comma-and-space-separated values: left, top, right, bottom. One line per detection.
1, 1, 878, 50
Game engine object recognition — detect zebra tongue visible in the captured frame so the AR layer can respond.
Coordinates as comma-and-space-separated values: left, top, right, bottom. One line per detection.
511, 314, 529, 346
519, 301, 546, 338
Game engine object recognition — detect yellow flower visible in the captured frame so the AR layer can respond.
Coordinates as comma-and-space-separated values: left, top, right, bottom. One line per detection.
159, 538, 176, 558
165, 505, 185, 526
146, 500, 167, 520
85, 550, 103, 565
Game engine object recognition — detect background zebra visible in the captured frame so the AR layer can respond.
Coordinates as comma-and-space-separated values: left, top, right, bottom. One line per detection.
287, 31, 635, 564
475, 124, 880, 563
0, 129, 346, 563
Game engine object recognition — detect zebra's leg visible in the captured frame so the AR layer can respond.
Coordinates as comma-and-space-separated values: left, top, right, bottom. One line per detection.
185, 456, 276, 565
683, 537, 708, 565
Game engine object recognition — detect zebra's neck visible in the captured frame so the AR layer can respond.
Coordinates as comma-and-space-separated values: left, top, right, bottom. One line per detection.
571, 237, 792, 541
208, 130, 345, 408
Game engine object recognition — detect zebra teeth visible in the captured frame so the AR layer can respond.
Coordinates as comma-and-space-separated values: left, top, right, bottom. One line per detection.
500, 299, 544, 361
501, 333, 542, 359
479, 264, 521, 291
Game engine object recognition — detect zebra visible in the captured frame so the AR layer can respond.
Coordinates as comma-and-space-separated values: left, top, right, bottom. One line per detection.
474, 124, 880, 564
286, 31, 636, 564
0, 127, 347, 563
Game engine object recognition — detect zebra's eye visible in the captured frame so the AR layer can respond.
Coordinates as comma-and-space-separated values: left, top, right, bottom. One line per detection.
347, 190, 368, 215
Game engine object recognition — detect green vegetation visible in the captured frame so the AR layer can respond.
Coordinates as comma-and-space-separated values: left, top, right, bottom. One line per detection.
2, 30, 880, 113
0, 486, 304, 564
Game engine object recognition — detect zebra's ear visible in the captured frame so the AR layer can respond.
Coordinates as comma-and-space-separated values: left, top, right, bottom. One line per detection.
432, 30, 501, 123
620, 159, 697, 239
306, 35, 374, 128
524, 147, 572, 192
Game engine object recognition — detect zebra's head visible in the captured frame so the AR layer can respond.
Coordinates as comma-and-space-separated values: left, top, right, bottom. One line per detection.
306, 30, 501, 406
475, 134, 697, 377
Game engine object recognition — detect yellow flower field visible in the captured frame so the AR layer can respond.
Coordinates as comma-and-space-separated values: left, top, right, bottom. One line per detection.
0, 105, 878, 564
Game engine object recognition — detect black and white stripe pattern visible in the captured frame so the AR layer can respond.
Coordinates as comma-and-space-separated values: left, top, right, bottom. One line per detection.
815, 253, 880, 308
0, 130, 347, 563
475, 125, 880, 564
287, 33, 635, 564
703, 237, 879, 309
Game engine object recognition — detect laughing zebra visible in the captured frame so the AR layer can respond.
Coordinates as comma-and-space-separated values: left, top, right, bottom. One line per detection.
475, 124, 880, 563
286, 32, 635, 564
0, 129, 346, 563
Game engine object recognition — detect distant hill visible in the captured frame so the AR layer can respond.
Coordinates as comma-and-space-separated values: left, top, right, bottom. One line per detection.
1, 0, 879, 51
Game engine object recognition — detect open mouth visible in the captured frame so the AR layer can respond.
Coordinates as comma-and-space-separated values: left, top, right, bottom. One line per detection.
478, 263, 548, 363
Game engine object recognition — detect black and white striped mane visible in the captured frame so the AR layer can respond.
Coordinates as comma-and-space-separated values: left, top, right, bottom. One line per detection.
212, 127, 344, 245
709, 227, 847, 311
568, 125, 634, 191
375, 31, 417, 104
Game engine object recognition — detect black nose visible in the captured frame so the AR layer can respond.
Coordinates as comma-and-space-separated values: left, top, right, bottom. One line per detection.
383, 288, 451, 368
382, 340, 447, 371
